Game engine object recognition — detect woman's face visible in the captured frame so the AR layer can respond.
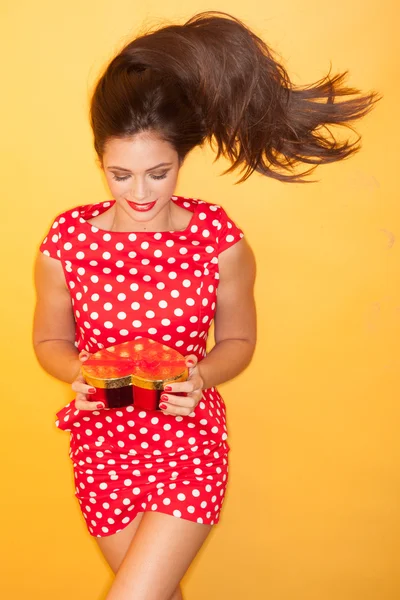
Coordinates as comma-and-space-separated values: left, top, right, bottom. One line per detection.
101, 133, 181, 227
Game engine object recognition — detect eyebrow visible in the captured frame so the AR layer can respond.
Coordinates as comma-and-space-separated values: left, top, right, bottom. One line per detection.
107, 162, 173, 173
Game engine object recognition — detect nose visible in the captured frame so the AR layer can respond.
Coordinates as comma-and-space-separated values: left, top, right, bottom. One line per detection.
131, 178, 149, 202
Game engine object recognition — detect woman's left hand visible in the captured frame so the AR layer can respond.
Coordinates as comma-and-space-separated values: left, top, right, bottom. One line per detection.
160, 354, 204, 416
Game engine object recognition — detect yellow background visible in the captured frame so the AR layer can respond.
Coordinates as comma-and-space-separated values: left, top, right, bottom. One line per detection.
1, 1, 398, 598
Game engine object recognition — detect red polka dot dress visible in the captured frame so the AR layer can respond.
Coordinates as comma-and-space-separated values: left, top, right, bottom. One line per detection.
40, 195, 244, 537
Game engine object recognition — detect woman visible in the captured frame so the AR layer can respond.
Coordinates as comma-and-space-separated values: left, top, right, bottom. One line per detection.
33, 11, 379, 600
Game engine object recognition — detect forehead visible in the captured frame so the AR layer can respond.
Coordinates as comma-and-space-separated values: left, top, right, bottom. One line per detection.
103, 134, 177, 168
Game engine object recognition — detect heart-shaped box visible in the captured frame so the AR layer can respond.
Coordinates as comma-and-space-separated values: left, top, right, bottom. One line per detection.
81, 338, 188, 410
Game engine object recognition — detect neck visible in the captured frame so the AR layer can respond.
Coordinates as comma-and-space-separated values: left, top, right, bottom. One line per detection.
110, 200, 174, 233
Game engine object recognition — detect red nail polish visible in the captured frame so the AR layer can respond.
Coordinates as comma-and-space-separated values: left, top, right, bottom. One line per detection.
164, 386, 172, 392
161, 394, 168, 401
187, 360, 194, 365
159, 403, 167, 410
96, 403, 104, 409
88, 387, 96, 394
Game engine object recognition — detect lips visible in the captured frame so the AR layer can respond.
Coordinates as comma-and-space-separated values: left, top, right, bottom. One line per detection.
126, 199, 157, 212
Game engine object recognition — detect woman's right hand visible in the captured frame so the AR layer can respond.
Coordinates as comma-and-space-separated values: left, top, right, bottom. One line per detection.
71, 350, 105, 411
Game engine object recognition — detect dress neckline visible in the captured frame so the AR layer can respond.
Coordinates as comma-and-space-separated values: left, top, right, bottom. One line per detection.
77, 196, 198, 237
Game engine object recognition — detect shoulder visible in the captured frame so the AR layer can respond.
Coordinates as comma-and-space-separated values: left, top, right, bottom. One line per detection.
174, 196, 242, 235
41, 201, 109, 239
49, 201, 107, 226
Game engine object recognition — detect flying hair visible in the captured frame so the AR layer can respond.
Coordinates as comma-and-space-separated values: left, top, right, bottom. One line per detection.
90, 11, 381, 183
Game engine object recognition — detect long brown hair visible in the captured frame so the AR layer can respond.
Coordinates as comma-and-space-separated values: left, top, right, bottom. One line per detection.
90, 11, 381, 183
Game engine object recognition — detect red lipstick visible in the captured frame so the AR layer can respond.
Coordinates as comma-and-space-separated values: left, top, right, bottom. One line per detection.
126, 199, 157, 212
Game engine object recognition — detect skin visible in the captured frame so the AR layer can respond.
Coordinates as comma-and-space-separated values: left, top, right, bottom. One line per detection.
33, 131, 256, 599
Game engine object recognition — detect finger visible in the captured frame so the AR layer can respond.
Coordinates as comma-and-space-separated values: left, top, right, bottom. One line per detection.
75, 394, 105, 411
72, 380, 97, 396
160, 392, 201, 410
163, 381, 195, 394
159, 402, 195, 417
184, 354, 198, 368
79, 349, 91, 362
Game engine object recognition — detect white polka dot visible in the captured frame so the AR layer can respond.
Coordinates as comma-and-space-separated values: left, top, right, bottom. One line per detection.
173, 510, 182, 518
102, 252, 111, 260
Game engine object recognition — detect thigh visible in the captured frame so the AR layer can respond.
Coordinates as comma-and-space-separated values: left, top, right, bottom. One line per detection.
96, 511, 145, 573
105, 511, 213, 600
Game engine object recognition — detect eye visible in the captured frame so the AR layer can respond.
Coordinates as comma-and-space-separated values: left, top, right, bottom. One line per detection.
112, 174, 130, 181
150, 172, 168, 180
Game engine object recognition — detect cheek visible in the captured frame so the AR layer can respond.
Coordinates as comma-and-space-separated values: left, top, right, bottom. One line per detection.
106, 177, 128, 193
158, 172, 179, 194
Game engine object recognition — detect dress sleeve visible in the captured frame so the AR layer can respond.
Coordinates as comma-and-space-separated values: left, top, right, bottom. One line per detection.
216, 206, 245, 255
39, 215, 62, 260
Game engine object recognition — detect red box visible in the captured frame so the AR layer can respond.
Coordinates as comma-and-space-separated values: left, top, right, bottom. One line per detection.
81, 338, 188, 411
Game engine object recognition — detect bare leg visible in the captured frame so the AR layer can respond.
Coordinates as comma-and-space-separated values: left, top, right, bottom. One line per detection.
105, 511, 212, 600
96, 512, 145, 573
96, 512, 184, 600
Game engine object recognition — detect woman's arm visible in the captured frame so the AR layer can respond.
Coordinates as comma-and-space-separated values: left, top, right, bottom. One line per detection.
32, 252, 81, 384
197, 238, 257, 389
